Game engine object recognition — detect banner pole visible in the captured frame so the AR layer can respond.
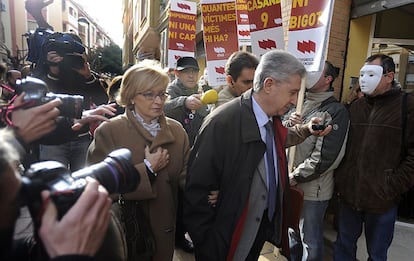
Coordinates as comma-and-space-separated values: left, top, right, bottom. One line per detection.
288, 77, 306, 173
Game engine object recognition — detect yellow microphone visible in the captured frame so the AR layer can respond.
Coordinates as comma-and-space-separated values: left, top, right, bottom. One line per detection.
200, 89, 218, 105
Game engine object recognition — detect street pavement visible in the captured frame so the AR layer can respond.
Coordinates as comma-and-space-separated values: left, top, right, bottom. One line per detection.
14, 207, 414, 261
174, 219, 414, 261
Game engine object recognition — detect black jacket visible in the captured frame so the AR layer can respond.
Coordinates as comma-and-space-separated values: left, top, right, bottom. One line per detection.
335, 87, 414, 213
184, 90, 312, 260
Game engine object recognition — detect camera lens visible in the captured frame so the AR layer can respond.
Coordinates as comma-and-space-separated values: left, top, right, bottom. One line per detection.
72, 148, 139, 194
46, 93, 84, 119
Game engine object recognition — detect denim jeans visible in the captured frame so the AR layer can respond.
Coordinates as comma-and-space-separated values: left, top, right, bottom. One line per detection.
299, 200, 329, 261
39, 135, 91, 171
333, 203, 397, 261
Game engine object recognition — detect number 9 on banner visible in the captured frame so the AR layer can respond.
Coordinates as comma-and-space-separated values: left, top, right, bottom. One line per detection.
261, 12, 268, 28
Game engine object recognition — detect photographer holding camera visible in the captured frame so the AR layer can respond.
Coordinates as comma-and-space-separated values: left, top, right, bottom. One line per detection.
0, 90, 139, 260
0, 128, 111, 261
9, 90, 115, 145
4, 78, 115, 170
32, 32, 109, 171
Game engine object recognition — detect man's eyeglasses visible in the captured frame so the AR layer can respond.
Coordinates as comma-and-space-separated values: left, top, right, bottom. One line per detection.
137, 91, 168, 101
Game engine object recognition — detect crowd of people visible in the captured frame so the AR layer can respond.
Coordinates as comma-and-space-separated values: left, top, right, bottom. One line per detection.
0, 15, 413, 261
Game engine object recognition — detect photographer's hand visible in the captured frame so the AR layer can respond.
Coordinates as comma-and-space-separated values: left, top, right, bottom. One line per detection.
46, 51, 63, 75
39, 178, 111, 258
11, 93, 61, 144
71, 104, 116, 131
47, 51, 64, 64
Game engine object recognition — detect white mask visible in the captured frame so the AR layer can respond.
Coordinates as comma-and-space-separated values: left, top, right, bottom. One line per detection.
305, 71, 323, 89
359, 65, 383, 95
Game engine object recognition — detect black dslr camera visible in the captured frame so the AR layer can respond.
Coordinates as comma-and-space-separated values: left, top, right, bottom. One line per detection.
14, 77, 84, 119
20, 148, 140, 224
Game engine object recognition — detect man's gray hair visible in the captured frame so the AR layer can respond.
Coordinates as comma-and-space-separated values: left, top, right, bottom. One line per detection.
253, 50, 306, 92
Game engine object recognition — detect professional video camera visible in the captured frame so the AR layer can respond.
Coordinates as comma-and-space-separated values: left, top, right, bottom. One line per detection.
27, 29, 86, 69
43, 33, 86, 70
20, 148, 140, 224
14, 76, 84, 119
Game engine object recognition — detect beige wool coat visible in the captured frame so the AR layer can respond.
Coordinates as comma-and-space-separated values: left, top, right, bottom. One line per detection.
87, 108, 190, 261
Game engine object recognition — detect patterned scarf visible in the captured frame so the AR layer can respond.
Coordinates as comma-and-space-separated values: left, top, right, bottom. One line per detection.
132, 110, 160, 137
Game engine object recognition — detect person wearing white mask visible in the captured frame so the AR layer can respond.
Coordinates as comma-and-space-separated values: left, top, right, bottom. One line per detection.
334, 54, 414, 261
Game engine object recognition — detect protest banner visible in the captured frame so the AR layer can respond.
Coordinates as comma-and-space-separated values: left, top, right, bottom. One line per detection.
247, 0, 284, 57
287, 0, 335, 72
236, 0, 251, 47
201, 0, 239, 86
168, 0, 197, 69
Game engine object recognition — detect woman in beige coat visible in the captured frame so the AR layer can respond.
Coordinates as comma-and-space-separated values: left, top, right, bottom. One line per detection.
87, 60, 190, 261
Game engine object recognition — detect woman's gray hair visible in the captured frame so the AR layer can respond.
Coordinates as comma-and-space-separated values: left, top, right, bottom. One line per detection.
253, 50, 306, 92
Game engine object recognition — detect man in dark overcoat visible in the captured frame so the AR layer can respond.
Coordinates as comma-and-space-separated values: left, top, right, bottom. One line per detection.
184, 50, 331, 260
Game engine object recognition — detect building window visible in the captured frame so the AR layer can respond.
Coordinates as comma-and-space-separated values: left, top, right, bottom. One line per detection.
140, 0, 147, 24
69, 7, 75, 17
79, 25, 86, 35
27, 20, 37, 32
160, 0, 167, 13
134, 3, 139, 30
92, 27, 96, 47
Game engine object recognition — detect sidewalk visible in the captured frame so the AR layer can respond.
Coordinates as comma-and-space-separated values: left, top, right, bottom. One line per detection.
174, 219, 414, 261
15, 206, 414, 261
323, 220, 414, 261
173, 242, 288, 261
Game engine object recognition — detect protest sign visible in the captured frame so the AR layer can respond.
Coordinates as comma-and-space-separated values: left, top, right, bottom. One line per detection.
201, 0, 239, 86
247, 0, 284, 56
287, 0, 335, 72
168, 0, 197, 68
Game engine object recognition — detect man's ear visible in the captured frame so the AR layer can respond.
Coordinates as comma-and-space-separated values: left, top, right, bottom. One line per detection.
263, 77, 274, 93
325, 75, 333, 84
385, 72, 395, 83
226, 75, 233, 86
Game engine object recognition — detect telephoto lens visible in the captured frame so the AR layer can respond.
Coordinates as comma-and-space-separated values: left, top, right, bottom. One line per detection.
72, 148, 139, 194
20, 148, 140, 222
